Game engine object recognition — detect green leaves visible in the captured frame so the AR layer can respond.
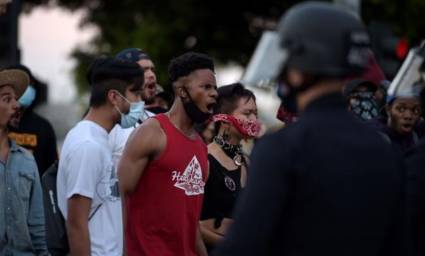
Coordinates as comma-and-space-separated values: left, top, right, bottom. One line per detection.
23, 0, 425, 95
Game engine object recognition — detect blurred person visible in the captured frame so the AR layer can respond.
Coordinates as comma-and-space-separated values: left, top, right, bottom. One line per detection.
215, 2, 406, 255
0, 0, 11, 15
343, 51, 387, 120
8, 64, 58, 176
118, 52, 217, 256
343, 79, 379, 121
0, 69, 48, 255
200, 83, 260, 251
388, 35, 425, 256
57, 56, 144, 256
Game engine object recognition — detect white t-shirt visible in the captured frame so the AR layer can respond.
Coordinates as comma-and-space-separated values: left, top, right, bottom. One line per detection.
57, 120, 122, 256
108, 110, 155, 167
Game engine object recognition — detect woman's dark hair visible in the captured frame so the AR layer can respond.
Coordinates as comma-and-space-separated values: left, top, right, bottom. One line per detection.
214, 82, 256, 115
213, 82, 256, 134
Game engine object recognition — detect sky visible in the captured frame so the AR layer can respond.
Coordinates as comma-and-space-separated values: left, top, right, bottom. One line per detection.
19, 7, 97, 103
19, 7, 245, 103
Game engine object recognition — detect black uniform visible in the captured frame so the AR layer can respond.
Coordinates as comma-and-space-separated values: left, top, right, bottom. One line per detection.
406, 139, 425, 256
214, 93, 406, 256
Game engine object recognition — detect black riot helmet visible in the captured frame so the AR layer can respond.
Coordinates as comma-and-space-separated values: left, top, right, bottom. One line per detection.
242, 2, 371, 88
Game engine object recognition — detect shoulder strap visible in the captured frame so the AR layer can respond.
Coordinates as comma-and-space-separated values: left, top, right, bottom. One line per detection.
154, 113, 170, 128
153, 113, 175, 137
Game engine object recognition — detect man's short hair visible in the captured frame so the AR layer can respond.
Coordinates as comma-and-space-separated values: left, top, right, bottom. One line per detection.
87, 56, 144, 107
168, 52, 215, 86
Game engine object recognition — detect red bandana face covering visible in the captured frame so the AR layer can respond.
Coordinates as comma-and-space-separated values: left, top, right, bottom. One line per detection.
212, 114, 262, 138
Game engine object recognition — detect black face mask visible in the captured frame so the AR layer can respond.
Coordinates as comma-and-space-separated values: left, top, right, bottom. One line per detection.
181, 87, 211, 124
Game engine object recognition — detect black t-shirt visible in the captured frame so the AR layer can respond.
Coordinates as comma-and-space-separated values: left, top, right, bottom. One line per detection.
201, 154, 242, 224
9, 111, 58, 176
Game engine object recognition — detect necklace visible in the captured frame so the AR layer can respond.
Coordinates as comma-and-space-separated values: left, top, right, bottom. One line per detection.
166, 113, 197, 139
213, 135, 244, 166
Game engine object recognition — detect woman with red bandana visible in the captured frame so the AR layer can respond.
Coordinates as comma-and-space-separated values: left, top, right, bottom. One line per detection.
200, 83, 261, 251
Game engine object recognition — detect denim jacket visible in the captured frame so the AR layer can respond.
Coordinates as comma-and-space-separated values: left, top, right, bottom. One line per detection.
0, 140, 48, 255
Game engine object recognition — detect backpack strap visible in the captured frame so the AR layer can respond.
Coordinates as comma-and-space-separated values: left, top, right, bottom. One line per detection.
88, 203, 102, 221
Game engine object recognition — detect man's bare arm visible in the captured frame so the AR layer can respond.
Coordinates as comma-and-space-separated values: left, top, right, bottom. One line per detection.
118, 118, 165, 194
118, 118, 165, 254
67, 195, 92, 256
196, 225, 208, 256
199, 221, 223, 247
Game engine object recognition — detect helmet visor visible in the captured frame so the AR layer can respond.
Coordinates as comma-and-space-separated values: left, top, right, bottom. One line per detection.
387, 43, 425, 98
241, 31, 288, 90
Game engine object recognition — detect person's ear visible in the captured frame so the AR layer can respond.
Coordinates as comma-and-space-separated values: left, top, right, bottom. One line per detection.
176, 85, 188, 99
108, 90, 120, 106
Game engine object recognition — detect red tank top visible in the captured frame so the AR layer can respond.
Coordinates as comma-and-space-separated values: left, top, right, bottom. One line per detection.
125, 114, 208, 256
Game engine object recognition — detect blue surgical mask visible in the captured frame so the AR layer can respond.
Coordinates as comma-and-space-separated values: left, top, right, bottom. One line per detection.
115, 92, 145, 128
19, 85, 36, 108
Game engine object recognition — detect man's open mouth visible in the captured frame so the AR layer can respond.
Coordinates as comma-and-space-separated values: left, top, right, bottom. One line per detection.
144, 82, 156, 90
206, 103, 216, 112
401, 123, 414, 132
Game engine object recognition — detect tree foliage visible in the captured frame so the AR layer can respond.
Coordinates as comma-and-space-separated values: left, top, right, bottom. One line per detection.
22, 0, 425, 94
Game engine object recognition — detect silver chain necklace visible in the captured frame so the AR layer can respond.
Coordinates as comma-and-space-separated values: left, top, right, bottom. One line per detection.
213, 135, 244, 166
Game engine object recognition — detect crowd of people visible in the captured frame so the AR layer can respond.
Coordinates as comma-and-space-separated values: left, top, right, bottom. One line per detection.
1, 1, 425, 256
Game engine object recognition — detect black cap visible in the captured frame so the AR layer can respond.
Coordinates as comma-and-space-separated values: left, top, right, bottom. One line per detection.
344, 79, 377, 97
87, 56, 144, 85
116, 48, 150, 62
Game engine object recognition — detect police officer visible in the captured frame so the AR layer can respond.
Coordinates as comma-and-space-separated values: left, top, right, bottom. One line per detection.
214, 2, 406, 256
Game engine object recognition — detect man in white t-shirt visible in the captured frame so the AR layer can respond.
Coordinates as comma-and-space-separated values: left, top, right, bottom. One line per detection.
109, 48, 159, 166
57, 56, 144, 256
